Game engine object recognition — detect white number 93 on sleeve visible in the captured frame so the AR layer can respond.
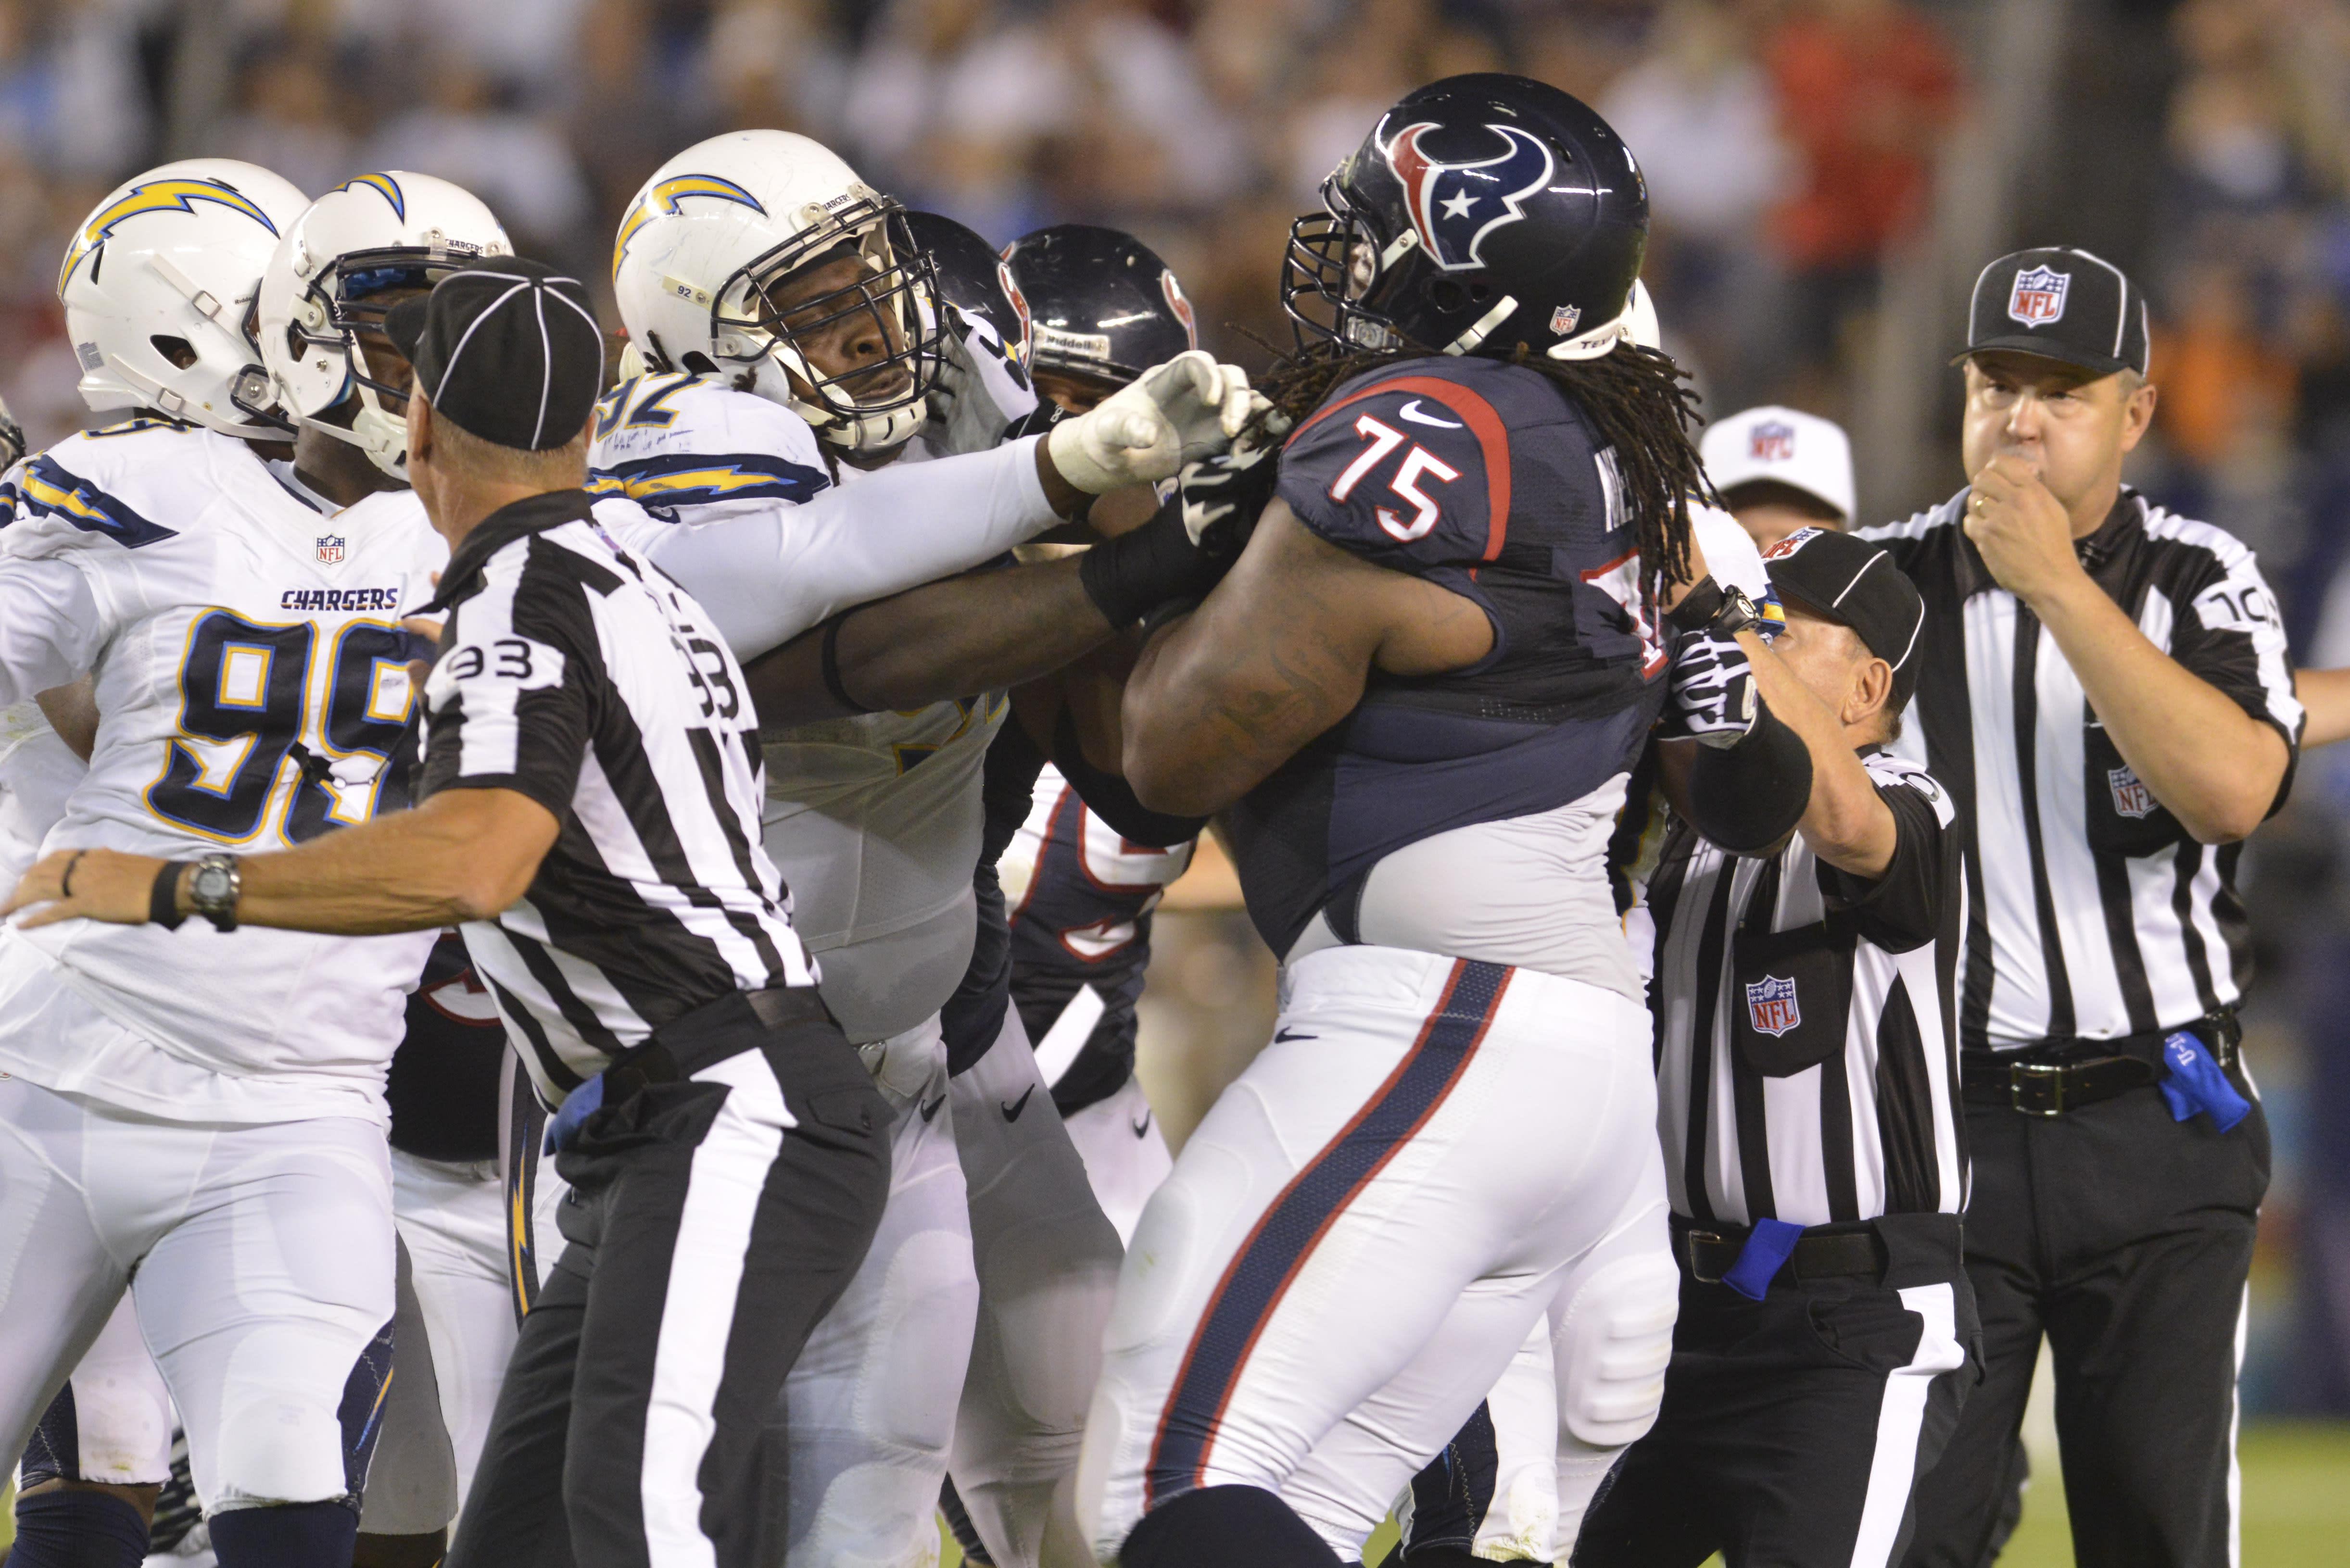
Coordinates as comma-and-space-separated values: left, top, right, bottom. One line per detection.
426, 635, 568, 706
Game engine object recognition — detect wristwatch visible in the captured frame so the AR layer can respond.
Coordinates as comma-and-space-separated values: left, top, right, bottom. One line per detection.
1708, 586, 1764, 640
185, 853, 242, 932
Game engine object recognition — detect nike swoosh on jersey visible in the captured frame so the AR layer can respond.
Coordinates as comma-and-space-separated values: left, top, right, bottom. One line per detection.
1398, 399, 1464, 430
1132, 1109, 1153, 1138
1273, 1027, 1316, 1042
920, 1093, 946, 1123
1001, 1085, 1036, 1121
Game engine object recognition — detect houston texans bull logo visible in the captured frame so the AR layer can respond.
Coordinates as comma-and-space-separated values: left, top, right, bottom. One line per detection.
1384, 121, 1556, 272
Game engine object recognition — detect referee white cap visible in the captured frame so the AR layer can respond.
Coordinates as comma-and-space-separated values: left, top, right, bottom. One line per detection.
1701, 405, 1856, 525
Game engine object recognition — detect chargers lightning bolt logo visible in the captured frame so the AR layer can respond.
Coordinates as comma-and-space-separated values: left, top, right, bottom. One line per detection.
611, 174, 769, 283
1384, 122, 1555, 273
335, 173, 408, 219
59, 178, 281, 294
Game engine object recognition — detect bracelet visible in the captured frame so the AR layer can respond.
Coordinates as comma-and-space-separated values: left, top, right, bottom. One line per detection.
150, 862, 189, 931
59, 850, 87, 898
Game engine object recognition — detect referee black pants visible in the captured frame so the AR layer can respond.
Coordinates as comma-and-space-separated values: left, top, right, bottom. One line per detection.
1901, 1084, 2268, 1568
447, 990, 890, 1568
1576, 1213, 1975, 1568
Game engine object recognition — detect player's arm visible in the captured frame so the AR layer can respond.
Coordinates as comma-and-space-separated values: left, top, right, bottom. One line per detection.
1120, 500, 1492, 816
0, 558, 106, 709
1734, 628, 1895, 877
2297, 666, 2350, 749
35, 677, 98, 760
5, 788, 560, 934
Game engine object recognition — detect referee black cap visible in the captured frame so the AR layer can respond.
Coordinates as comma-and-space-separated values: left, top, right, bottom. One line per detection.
1763, 527, 1925, 708
1959, 246, 2150, 378
384, 257, 605, 451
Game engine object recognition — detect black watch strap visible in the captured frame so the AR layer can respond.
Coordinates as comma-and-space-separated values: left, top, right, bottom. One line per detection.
151, 862, 188, 931
1709, 587, 1763, 640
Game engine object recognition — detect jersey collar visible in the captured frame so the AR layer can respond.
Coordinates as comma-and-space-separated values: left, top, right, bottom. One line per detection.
426, 487, 595, 612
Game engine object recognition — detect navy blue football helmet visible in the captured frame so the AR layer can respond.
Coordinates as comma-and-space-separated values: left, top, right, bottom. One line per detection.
999, 224, 1198, 393
1282, 74, 1650, 361
904, 209, 1030, 364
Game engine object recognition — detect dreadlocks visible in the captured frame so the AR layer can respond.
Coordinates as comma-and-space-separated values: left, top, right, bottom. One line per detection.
1255, 336, 1714, 602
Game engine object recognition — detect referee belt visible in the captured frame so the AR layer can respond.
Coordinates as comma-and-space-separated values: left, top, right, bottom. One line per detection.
1671, 1215, 1885, 1287
1961, 1010, 2240, 1117
606, 985, 836, 1097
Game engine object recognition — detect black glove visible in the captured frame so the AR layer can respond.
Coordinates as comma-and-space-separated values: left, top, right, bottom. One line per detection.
1176, 438, 1282, 564
1655, 626, 1758, 747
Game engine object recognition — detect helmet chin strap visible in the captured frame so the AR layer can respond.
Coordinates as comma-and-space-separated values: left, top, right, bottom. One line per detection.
1545, 300, 1638, 362
753, 345, 928, 456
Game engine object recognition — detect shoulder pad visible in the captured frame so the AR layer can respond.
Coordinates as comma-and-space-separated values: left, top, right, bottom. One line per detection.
1275, 357, 1554, 569
588, 376, 830, 518
0, 424, 225, 553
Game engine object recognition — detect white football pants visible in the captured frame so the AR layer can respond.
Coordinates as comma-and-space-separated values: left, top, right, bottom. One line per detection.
1061, 1072, 1173, 1248
949, 1008, 1123, 1568
14, 1292, 174, 1489
358, 1152, 513, 1535
0, 1070, 395, 1515
1075, 946, 1676, 1563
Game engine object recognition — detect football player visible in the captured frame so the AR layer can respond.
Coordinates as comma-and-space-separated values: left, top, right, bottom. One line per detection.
249, 173, 527, 1568
0, 165, 502, 1568
1078, 76, 1728, 1567
565, 128, 1259, 1568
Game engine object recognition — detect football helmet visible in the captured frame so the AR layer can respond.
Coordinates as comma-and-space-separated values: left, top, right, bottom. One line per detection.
999, 224, 1197, 392
1283, 74, 1649, 361
256, 172, 513, 478
903, 209, 1028, 365
58, 159, 309, 438
611, 130, 943, 455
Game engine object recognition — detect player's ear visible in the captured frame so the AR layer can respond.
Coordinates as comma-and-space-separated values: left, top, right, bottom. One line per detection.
1848, 654, 1894, 731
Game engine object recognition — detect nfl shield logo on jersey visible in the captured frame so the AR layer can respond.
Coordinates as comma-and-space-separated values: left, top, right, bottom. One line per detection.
1746, 974, 1800, 1037
1749, 421, 1796, 462
2109, 764, 2155, 819
2008, 265, 2070, 326
316, 535, 345, 565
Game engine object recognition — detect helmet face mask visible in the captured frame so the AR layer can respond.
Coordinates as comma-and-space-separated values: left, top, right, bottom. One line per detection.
712, 199, 941, 450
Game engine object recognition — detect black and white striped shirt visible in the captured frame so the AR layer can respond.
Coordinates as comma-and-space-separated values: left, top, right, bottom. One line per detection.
418, 489, 816, 1104
1859, 489, 2300, 1052
1650, 751, 1966, 1228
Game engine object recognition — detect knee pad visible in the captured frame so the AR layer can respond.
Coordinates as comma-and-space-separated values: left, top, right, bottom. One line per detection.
1118, 1485, 1343, 1568
1551, 1253, 1679, 1450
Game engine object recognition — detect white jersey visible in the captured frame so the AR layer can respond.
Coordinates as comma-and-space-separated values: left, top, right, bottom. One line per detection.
589, 377, 1013, 1042
0, 700, 85, 890
0, 417, 442, 1123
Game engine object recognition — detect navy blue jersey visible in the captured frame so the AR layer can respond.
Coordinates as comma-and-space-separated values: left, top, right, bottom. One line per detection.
385, 930, 509, 1162
1228, 355, 1669, 953
1004, 768, 1195, 1115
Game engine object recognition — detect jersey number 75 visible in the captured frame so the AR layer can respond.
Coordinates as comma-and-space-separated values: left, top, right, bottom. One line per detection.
146, 610, 416, 844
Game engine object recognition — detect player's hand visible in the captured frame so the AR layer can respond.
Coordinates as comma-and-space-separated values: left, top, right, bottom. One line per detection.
1656, 627, 1759, 748
1965, 454, 2083, 607
926, 305, 1029, 458
1177, 436, 1283, 564
1048, 351, 1266, 492
4, 847, 171, 929
0, 389, 26, 472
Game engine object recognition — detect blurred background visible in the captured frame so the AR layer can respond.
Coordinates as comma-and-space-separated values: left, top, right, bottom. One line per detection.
0, 0, 2347, 1555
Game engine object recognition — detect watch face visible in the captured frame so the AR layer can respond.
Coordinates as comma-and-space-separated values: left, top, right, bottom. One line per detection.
194, 865, 231, 903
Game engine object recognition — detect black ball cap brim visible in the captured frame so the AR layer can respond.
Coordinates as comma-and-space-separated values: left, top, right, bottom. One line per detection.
383, 257, 605, 452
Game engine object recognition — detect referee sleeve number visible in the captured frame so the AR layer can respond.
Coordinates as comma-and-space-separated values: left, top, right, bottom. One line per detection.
1329, 414, 1461, 543
2192, 581, 2280, 635
682, 635, 740, 722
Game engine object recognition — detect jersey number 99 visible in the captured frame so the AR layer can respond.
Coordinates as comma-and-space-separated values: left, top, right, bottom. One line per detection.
147, 610, 417, 844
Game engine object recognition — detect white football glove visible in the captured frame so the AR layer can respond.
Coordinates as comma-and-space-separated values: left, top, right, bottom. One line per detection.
927, 306, 1036, 456
1047, 349, 1268, 493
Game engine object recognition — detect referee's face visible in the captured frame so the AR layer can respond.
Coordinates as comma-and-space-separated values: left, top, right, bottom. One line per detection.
1773, 604, 1891, 738
1961, 352, 2153, 518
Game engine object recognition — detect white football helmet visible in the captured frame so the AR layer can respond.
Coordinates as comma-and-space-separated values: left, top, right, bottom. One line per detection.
257, 172, 512, 478
611, 130, 943, 455
58, 159, 309, 438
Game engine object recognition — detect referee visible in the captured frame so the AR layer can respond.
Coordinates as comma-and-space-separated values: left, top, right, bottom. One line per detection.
1861, 248, 2299, 1568
9, 258, 893, 1567
1577, 528, 1972, 1567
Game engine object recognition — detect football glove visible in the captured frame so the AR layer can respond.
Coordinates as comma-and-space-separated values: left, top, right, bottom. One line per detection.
0, 390, 25, 473
1656, 627, 1759, 748
927, 303, 1035, 456
1047, 349, 1266, 493
1177, 418, 1290, 561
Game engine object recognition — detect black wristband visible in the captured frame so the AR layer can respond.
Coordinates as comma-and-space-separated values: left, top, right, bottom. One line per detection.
151, 862, 189, 930
1078, 500, 1209, 628
819, 616, 876, 715
1687, 701, 1813, 853
1666, 575, 1725, 635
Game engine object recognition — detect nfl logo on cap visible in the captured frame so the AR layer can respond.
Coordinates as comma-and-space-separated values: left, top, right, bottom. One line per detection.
316, 535, 345, 565
1745, 974, 1801, 1037
2008, 265, 2070, 327
1749, 421, 1796, 462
